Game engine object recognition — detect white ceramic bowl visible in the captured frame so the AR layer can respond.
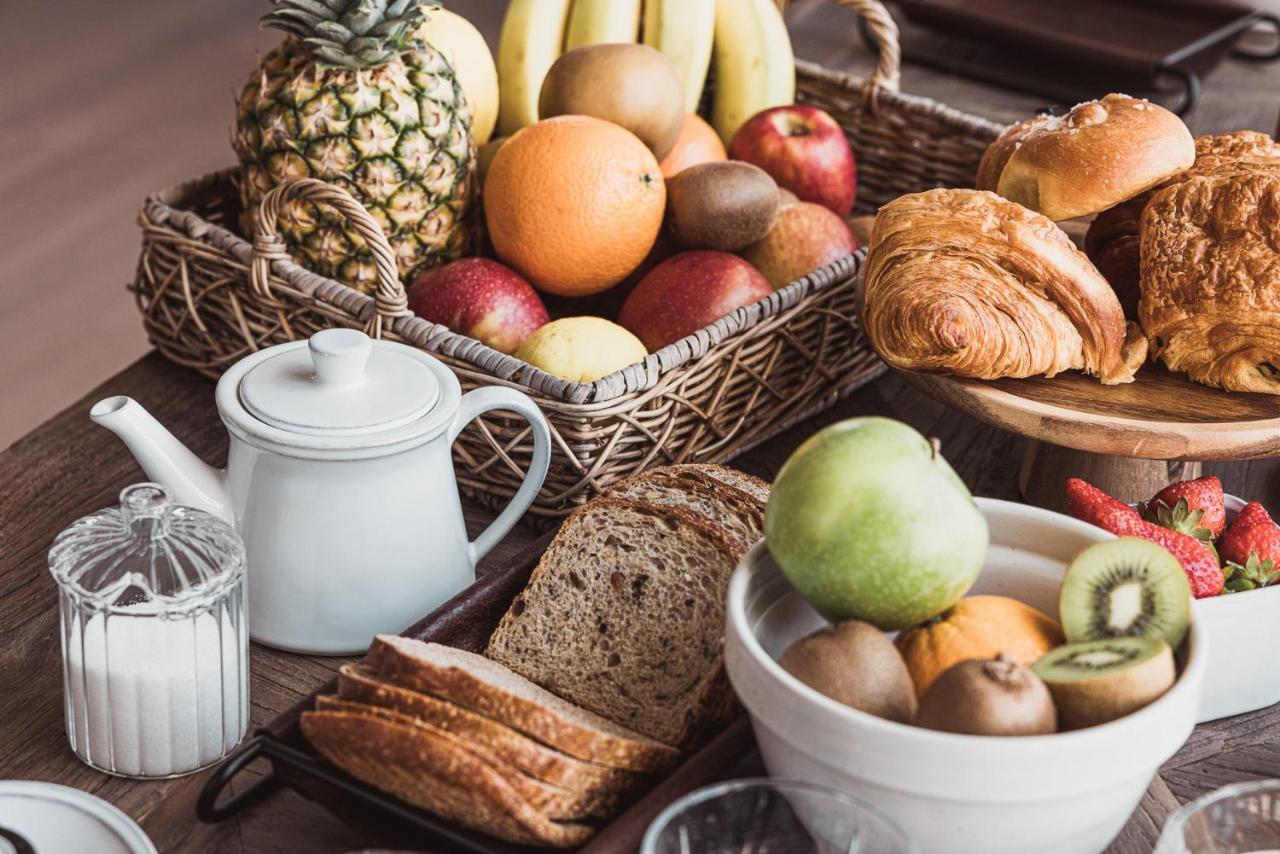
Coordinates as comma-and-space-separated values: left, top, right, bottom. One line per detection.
1192, 495, 1280, 722
726, 497, 1207, 854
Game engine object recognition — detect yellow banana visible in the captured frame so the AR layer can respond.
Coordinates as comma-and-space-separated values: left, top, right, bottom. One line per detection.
641, 0, 715, 111
710, 0, 796, 144
496, 0, 573, 136
564, 0, 641, 50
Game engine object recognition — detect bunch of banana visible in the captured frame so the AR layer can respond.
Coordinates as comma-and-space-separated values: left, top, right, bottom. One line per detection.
496, 0, 795, 143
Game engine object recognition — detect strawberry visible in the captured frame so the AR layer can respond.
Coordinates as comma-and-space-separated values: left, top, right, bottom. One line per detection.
1065, 478, 1140, 530
1065, 477, 1224, 598
1143, 476, 1225, 541
1219, 502, 1280, 592
1223, 554, 1280, 592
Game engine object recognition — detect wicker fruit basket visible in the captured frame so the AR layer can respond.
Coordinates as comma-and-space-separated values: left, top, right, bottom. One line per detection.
131, 0, 1002, 519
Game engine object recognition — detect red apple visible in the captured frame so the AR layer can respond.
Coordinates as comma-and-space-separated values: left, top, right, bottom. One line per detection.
408, 258, 549, 354
741, 202, 860, 288
729, 105, 856, 216
618, 251, 773, 351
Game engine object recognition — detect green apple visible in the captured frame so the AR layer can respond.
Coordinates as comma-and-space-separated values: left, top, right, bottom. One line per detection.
764, 417, 988, 630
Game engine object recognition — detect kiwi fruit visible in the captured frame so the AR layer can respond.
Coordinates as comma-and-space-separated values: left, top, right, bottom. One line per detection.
915, 654, 1056, 736
1058, 537, 1191, 650
665, 161, 780, 251
779, 621, 917, 723
538, 44, 685, 159
1032, 637, 1175, 729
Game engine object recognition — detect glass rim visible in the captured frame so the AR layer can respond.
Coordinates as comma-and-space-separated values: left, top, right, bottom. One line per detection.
1160, 778, 1280, 838
639, 776, 918, 854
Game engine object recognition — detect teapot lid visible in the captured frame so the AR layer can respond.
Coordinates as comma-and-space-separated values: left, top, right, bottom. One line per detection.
238, 329, 440, 436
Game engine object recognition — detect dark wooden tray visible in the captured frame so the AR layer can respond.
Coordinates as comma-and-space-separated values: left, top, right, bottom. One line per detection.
880, 0, 1280, 114
194, 532, 755, 852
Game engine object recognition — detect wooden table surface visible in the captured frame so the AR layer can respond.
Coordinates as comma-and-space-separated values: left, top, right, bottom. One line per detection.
5, 2, 1280, 852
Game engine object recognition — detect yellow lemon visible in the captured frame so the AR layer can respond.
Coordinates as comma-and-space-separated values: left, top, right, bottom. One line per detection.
516, 317, 647, 381
419, 7, 500, 144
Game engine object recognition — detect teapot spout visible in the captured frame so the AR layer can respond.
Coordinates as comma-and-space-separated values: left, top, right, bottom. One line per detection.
90, 396, 232, 524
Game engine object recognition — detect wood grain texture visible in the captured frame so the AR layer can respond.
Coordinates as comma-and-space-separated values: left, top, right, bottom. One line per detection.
4, 1, 1280, 852
903, 366, 1280, 460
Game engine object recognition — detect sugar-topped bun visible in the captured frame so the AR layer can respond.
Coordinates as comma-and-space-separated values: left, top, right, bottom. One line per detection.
991, 94, 1194, 221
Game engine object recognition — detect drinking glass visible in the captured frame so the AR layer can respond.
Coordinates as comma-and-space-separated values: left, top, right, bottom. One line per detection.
1155, 779, 1280, 854
641, 778, 917, 854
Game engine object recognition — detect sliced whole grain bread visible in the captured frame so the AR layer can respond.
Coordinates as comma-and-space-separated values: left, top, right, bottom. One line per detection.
685, 464, 771, 505
607, 467, 765, 554
312, 695, 608, 820
301, 710, 594, 848
366, 635, 677, 774
484, 498, 741, 748
337, 664, 636, 794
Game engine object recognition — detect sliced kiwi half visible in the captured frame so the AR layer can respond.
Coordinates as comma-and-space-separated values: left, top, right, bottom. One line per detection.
1032, 637, 1175, 729
1058, 538, 1191, 650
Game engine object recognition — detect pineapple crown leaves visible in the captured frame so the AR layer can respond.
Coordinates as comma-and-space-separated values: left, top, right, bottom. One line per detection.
1222, 552, 1280, 593
1141, 498, 1215, 545
262, 0, 430, 68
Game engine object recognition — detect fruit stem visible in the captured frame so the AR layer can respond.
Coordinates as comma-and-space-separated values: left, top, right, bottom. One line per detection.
929, 437, 941, 460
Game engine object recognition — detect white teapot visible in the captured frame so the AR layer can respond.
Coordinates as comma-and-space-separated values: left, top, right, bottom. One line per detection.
91, 329, 550, 655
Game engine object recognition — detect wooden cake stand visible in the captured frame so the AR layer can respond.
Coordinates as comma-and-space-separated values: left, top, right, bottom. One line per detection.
902, 364, 1280, 513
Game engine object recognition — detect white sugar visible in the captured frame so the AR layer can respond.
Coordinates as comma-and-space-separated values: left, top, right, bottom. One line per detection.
63, 604, 246, 777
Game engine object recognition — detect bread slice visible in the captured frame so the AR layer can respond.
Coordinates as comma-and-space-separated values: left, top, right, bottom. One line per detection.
607, 467, 764, 553
688, 463, 771, 505
485, 498, 741, 748
366, 635, 678, 773
301, 710, 594, 848
312, 695, 605, 820
337, 664, 635, 794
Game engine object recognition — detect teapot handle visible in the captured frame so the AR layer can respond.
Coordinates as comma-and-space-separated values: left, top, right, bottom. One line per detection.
448, 387, 552, 565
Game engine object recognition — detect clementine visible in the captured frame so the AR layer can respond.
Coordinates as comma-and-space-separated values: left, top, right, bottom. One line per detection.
483, 115, 665, 297
659, 113, 727, 179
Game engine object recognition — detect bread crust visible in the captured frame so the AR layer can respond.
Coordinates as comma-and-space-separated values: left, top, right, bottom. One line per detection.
301, 710, 595, 848
1086, 131, 1280, 314
975, 115, 1047, 192
337, 664, 636, 793
1139, 159, 1280, 393
863, 188, 1146, 384
312, 695, 608, 820
366, 636, 678, 773
996, 94, 1194, 221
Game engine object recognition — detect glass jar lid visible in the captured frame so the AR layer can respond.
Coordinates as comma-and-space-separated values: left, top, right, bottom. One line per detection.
48, 483, 245, 612
238, 329, 441, 437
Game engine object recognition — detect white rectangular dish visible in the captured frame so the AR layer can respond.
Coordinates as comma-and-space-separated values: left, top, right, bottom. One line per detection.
1194, 495, 1280, 722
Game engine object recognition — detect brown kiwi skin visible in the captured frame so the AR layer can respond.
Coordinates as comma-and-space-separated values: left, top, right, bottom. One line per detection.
916, 654, 1057, 736
780, 621, 917, 723
665, 161, 780, 251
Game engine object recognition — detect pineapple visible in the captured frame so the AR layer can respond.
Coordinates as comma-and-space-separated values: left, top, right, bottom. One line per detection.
233, 0, 475, 292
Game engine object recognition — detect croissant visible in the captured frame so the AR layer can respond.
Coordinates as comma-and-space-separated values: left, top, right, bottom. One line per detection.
1086, 131, 1280, 316
863, 189, 1146, 384
1140, 159, 1280, 394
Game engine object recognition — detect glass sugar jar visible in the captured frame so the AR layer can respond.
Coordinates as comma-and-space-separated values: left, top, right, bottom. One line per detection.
48, 483, 248, 778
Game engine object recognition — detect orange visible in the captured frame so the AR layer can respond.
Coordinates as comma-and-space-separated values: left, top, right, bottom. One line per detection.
483, 115, 665, 297
895, 595, 1065, 699
659, 113, 727, 179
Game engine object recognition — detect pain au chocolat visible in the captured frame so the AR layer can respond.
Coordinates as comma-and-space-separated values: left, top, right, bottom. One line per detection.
1140, 157, 1280, 395
976, 94, 1194, 222
862, 189, 1146, 385
1086, 131, 1280, 316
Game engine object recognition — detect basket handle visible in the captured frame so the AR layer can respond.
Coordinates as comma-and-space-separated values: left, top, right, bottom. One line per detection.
251, 178, 410, 338
778, 0, 901, 105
